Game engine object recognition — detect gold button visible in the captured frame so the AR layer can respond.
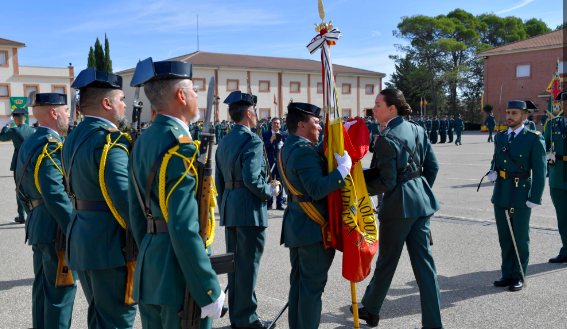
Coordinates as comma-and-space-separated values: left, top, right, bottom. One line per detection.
338, 180, 342, 183
179, 134, 184, 138
174, 127, 179, 130
207, 290, 212, 295
103, 124, 107, 126
520, 155, 522, 157
504, 160, 507, 163
523, 185, 526, 187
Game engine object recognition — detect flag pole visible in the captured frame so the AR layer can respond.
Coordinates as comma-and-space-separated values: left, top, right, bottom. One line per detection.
351, 282, 360, 329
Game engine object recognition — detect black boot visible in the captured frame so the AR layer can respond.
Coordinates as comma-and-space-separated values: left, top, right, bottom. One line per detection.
350, 306, 379, 327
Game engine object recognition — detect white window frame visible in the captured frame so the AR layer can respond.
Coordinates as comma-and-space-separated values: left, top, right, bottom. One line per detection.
516, 64, 530, 78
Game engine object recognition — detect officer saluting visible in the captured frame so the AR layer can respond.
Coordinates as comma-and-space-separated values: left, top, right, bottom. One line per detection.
63, 68, 137, 328
486, 100, 546, 291
16, 92, 76, 328
545, 92, 567, 263
1, 107, 34, 223
127, 58, 224, 328
278, 101, 351, 329
215, 91, 280, 329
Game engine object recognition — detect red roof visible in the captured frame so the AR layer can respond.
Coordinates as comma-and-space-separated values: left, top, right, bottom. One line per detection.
117, 51, 384, 77
478, 29, 564, 56
0, 37, 25, 47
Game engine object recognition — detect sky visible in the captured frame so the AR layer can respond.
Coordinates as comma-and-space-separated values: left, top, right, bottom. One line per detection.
1, 0, 563, 84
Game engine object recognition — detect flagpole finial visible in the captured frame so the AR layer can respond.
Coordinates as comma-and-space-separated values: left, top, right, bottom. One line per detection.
318, 0, 325, 21
315, 0, 334, 32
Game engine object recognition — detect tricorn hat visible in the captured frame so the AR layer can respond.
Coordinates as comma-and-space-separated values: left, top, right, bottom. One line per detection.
12, 108, 28, 115
72, 67, 122, 90
287, 101, 321, 117
27, 91, 67, 107
555, 92, 567, 101
223, 91, 257, 106
131, 57, 193, 87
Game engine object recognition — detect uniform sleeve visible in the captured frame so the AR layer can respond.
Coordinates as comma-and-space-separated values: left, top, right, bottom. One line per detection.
293, 147, 345, 200
0, 126, 13, 142
366, 136, 397, 195
37, 144, 73, 232
166, 144, 221, 307
102, 135, 131, 224
214, 147, 225, 208
241, 137, 271, 200
528, 134, 547, 205
422, 129, 439, 187
127, 156, 147, 246
490, 135, 498, 170
543, 121, 551, 150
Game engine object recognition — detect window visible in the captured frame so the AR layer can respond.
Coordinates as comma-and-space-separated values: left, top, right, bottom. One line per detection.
342, 83, 351, 94
193, 78, 205, 91
343, 108, 352, 118
365, 84, 374, 95
52, 85, 67, 94
290, 82, 300, 93
24, 84, 40, 97
259, 81, 270, 92
0, 50, 8, 67
560, 62, 565, 75
516, 64, 530, 78
317, 83, 323, 94
259, 108, 271, 119
227, 79, 239, 91
0, 84, 10, 98
199, 108, 206, 120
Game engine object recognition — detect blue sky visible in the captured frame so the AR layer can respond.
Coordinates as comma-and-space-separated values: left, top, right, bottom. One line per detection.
2, 0, 563, 83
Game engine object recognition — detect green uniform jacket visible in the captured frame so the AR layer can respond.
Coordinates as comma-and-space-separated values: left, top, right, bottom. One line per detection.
278, 134, 345, 248
541, 115, 549, 127
194, 126, 201, 140
544, 117, 567, 190
16, 128, 72, 244
215, 125, 271, 227
449, 119, 454, 130
128, 114, 220, 307
62, 117, 131, 271
454, 118, 464, 131
1, 124, 35, 171
484, 116, 496, 129
490, 129, 546, 207
431, 119, 440, 131
370, 122, 380, 138
425, 120, 432, 131
367, 117, 440, 219
439, 120, 447, 131
524, 120, 536, 131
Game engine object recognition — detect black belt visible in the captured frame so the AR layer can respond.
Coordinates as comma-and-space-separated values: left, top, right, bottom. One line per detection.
72, 199, 111, 211
147, 219, 169, 233
29, 199, 45, 211
555, 154, 567, 162
498, 170, 531, 180
289, 194, 323, 204
397, 170, 422, 183
225, 181, 245, 190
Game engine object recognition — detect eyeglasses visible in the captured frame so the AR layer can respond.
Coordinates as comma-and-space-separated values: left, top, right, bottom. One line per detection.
180, 86, 200, 93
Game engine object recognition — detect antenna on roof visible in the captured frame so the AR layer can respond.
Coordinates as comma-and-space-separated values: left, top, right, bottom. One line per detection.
197, 14, 200, 52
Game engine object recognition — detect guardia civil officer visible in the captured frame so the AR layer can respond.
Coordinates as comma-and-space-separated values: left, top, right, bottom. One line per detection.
541, 111, 549, 131
278, 102, 351, 329
425, 116, 432, 140
454, 113, 465, 145
545, 92, 567, 263
524, 116, 536, 130
15, 92, 76, 329
215, 91, 280, 329
448, 115, 454, 143
430, 116, 439, 144
484, 112, 496, 142
1, 107, 34, 223
62, 68, 137, 328
352, 89, 442, 329
439, 115, 447, 143
486, 100, 546, 291
127, 58, 224, 328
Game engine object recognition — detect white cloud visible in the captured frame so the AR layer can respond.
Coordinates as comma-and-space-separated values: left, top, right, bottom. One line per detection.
371, 31, 381, 36
496, 0, 536, 14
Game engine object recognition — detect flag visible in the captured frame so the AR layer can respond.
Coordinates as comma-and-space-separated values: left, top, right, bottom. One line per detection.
307, 26, 378, 282
274, 93, 277, 106
547, 59, 563, 117
425, 99, 429, 107
420, 98, 423, 108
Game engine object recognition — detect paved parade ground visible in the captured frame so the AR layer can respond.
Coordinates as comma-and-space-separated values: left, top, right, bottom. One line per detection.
0, 131, 565, 329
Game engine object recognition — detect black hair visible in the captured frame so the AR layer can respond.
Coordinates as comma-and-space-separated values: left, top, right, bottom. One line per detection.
379, 88, 412, 116
286, 111, 311, 134
228, 103, 252, 123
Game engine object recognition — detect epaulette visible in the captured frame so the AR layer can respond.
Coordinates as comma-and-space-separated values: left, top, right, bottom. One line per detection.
47, 137, 58, 143
177, 134, 193, 144
526, 129, 541, 135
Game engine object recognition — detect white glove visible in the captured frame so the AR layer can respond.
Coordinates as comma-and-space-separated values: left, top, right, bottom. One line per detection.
201, 290, 225, 319
344, 121, 357, 132
334, 151, 352, 179
452, 129, 454, 131
487, 170, 498, 183
546, 152, 556, 162
270, 184, 280, 196
526, 201, 539, 209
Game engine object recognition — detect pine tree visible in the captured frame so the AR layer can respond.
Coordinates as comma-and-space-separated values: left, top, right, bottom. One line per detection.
94, 37, 105, 71
103, 33, 113, 73
87, 46, 95, 68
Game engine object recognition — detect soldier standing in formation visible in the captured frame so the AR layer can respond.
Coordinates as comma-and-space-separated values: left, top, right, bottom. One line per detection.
486, 100, 546, 291
524, 115, 537, 130
63, 68, 137, 328
484, 112, 496, 142
128, 58, 224, 328
17, 92, 77, 329
453, 113, 465, 145
215, 91, 280, 329
447, 115, 454, 143
425, 116, 432, 141
540, 110, 549, 131
545, 92, 567, 263
439, 115, 447, 143
430, 116, 439, 144
1, 108, 34, 223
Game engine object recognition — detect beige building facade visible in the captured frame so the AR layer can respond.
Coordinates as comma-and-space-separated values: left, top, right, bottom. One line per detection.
0, 37, 74, 126
117, 51, 384, 123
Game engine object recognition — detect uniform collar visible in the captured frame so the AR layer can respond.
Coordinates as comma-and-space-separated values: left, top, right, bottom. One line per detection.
84, 115, 117, 128
38, 126, 60, 137
507, 125, 524, 136
161, 114, 190, 136
233, 124, 250, 131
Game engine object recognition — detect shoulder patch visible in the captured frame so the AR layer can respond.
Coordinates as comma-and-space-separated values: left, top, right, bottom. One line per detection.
534, 131, 541, 135
178, 134, 193, 144
47, 137, 58, 143
108, 128, 119, 132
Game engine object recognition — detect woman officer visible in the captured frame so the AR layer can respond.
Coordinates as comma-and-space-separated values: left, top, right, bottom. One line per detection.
351, 89, 443, 329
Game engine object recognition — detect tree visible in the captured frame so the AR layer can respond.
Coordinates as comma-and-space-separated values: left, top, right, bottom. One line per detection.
556, 21, 566, 30
87, 46, 95, 68
524, 18, 552, 37
103, 33, 113, 73
94, 37, 105, 72
385, 54, 431, 113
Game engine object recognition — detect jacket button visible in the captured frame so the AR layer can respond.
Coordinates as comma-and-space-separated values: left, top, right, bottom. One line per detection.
523, 185, 526, 187
207, 290, 212, 295
504, 160, 507, 163
338, 180, 342, 183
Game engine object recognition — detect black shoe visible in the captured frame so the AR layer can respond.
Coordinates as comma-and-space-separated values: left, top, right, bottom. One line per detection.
276, 206, 285, 211
267, 205, 273, 210
494, 278, 512, 287
14, 217, 25, 224
236, 319, 273, 329
508, 278, 523, 291
422, 327, 444, 329
350, 306, 379, 327
549, 255, 567, 263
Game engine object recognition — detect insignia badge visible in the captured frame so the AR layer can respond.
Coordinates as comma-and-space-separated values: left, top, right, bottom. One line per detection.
178, 134, 193, 144
108, 128, 119, 132
47, 137, 57, 143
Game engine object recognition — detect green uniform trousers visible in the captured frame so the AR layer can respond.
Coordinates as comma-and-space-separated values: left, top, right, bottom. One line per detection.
288, 242, 335, 329
440, 131, 447, 143
494, 205, 531, 279
225, 226, 266, 327
455, 131, 462, 145
550, 188, 567, 256
139, 303, 213, 329
487, 129, 494, 142
448, 130, 453, 143
361, 216, 442, 328
77, 266, 137, 329
32, 243, 77, 329
13, 173, 26, 220
430, 131, 438, 144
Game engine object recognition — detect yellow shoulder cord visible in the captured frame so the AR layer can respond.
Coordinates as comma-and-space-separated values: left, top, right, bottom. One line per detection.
99, 132, 132, 229
34, 142, 64, 194
206, 178, 218, 247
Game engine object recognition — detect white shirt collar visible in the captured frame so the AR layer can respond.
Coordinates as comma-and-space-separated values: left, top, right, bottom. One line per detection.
507, 125, 524, 136
161, 114, 191, 137
84, 115, 117, 128
39, 126, 59, 137
386, 116, 400, 126
271, 129, 280, 134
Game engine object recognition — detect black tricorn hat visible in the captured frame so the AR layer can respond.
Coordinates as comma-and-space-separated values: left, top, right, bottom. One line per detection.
12, 108, 28, 115
555, 92, 567, 101
507, 100, 526, 110
287, 101, 321, 117
72, 67, 122, 90
131, 57, 193, 87
223, 91, 257, 106
27, 91, 67, 107
525, 101, 539, 113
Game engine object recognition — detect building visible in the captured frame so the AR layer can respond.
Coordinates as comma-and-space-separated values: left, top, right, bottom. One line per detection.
478, 29, 564, 127
117, 51, 384, 123
0, 37, 75, 126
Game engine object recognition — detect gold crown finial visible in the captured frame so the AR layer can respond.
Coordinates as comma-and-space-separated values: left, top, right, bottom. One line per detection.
318, 0, 325, 22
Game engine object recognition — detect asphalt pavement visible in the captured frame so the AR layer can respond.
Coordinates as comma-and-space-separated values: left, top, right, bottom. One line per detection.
0, 131, 565, 329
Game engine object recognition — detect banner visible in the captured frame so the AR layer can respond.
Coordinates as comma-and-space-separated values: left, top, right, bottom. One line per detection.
9, 97, 29, 126
546, 59, 563, 117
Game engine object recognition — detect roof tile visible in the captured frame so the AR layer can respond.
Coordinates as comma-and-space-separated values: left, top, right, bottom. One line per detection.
0, 37, 25, 47
479, 29, 564, 56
